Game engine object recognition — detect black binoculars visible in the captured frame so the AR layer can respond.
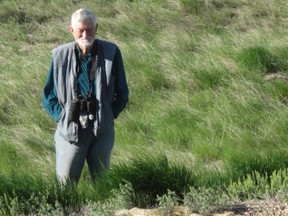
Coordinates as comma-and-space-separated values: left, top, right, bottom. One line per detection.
68, 93, 96, 122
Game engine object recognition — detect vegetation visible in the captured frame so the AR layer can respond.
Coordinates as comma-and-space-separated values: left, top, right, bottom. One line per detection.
1, 0, 288, 215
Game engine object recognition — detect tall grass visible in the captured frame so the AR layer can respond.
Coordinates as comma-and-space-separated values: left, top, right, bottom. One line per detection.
1, 0, 288, 214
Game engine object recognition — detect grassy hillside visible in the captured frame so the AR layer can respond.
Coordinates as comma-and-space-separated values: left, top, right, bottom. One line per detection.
1, 0, 288, 214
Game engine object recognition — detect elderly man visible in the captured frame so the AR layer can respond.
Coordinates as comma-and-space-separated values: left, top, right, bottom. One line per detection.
42, 8, 129, 185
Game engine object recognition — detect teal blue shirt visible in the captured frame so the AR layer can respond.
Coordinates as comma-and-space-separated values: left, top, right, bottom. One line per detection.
77, 51, 94, 96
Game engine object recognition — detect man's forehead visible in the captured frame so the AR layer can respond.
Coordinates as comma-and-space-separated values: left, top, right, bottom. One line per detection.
75, 19, 95, 28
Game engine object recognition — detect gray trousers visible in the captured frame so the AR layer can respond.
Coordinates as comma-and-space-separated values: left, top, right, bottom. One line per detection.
54, 127, 114, 185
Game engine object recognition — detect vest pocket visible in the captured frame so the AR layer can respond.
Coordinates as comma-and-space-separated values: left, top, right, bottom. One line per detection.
93, 100, 114, 137
57, 110, 79, 143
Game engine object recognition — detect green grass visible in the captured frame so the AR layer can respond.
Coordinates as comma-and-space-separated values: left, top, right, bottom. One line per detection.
1, 0, 288, 214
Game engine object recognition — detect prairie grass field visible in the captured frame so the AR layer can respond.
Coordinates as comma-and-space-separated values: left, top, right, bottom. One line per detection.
1, 0, 288, 215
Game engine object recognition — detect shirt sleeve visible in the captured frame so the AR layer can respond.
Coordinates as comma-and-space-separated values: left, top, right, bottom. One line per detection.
42, 58, 62, 122
112, 47, 129, 118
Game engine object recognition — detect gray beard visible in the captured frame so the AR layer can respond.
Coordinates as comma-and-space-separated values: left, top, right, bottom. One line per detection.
77, 37, 94, 49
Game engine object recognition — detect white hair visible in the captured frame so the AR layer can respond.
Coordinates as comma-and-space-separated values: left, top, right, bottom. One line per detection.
71, 8, 97, 28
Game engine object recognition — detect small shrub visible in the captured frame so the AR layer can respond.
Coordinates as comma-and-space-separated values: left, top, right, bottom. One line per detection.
86, 183, 134, 216
183, 186, 230, 214
156, 190, 180, 215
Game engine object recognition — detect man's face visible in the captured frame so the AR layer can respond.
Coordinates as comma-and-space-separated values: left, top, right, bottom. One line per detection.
70, 18, 97, 50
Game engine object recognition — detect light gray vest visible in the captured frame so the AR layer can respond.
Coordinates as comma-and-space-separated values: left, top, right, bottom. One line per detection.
53, 39, 117, 143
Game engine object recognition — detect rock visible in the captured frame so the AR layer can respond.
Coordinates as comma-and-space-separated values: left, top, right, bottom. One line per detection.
128, 207, 160, 216
115, 209, 132, 216
115, 206, 200, 216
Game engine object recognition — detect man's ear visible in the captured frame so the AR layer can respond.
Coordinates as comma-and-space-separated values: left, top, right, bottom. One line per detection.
69, 26, 74, 34
95, 24, 98, 34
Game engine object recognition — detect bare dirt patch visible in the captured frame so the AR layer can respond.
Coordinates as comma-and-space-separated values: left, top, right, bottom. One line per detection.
115, 200, 288, 216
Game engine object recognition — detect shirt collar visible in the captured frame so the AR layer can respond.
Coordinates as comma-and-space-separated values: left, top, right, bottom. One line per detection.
75, 43, 92, 61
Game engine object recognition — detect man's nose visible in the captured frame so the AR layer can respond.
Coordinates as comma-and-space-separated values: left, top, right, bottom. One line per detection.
82, 30, 88, 37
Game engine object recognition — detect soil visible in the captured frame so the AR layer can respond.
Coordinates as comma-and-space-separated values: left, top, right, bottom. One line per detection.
115, 199, 288, 216
212, 200, 288, 216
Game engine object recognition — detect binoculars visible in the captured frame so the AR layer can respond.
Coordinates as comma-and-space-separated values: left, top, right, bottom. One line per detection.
68, 93, 96, 123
